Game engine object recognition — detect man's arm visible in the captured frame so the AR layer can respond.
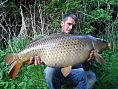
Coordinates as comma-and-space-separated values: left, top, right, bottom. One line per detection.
82, 61, 91, 71
82, 50, 95, 71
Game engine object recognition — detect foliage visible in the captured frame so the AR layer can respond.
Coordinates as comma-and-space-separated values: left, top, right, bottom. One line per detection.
0, 0, 118, 89
91, 49, 118, 89
1, 0, 118, 35
0, 36, 48, 89
1, 30, 118, 89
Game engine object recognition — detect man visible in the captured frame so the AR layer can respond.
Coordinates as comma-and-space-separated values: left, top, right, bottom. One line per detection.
30, 13, 97, 89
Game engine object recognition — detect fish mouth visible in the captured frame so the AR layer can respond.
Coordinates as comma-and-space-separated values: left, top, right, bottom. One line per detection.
98, 43, 111, 54
105, 43, 111, 50
108, 43, 111, 48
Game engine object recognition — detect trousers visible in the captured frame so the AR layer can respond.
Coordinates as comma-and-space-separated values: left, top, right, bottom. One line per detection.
44, 66, 97, 89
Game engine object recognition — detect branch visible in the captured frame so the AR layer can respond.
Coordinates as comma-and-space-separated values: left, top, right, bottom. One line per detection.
18, 5, 27, 37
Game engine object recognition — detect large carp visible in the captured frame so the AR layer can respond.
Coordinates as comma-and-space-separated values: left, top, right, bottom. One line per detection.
4, 33, 110, 78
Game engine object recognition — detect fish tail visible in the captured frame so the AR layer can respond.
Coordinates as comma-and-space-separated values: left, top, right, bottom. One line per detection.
4, 53, 23, 78
8, 61, 23, 78
4, 53, 18, 65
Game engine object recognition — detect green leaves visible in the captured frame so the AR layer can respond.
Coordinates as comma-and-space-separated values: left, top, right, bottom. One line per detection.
88, 8, 111, 21
0, 36, 48, 89
0, 0, 118, 89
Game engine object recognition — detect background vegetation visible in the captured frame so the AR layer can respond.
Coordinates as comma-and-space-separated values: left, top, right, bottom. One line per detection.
0, 0, 118, 89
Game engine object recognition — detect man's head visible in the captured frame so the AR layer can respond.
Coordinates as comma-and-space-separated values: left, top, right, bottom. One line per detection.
61, 13, 78, 34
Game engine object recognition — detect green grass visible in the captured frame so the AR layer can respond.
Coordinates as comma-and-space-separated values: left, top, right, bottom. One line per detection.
92, 49, 118, 89
0, 35, 118, 89
0, 37, 48, 89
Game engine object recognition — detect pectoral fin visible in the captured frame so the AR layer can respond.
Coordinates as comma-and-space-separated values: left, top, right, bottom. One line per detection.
94, 51, 106, 64
61, 66, 72, 77
8, 61, 23, 78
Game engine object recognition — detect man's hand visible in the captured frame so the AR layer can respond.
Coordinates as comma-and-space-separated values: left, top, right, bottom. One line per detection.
82, 50, 95, 71
87, 50, 95, 61
29, 56, 43, 66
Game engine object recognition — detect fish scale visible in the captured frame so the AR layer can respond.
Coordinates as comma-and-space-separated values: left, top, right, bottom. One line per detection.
4, 33, 110, 78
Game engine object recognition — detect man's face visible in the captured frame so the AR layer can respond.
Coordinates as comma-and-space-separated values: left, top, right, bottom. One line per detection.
61, 17, 76, 34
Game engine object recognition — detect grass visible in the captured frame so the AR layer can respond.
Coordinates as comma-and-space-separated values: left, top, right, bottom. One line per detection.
0, 34, 118, 89
92, 49, 118, 89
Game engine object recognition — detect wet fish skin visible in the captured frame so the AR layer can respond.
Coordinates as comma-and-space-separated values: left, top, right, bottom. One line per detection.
25, 34, 109, 67
4, 33, 110, 78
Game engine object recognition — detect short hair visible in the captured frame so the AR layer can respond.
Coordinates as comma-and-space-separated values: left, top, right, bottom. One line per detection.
62, 13, 78, 24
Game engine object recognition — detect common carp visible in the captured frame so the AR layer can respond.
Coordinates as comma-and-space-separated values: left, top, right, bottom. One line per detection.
4, 33, 110, 78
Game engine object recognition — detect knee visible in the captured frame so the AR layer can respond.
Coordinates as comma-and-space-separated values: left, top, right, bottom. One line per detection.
44, 67, 54, 81
86, 71, 97, 89
87, 71, 96, 81
79, 68, 97, 82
